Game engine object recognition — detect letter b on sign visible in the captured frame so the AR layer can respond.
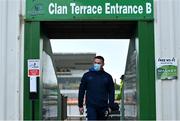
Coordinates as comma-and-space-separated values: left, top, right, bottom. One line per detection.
146, 3, 152, 14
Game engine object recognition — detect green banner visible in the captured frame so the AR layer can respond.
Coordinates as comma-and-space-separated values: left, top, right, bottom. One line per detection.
157, 65, 177, 80
26, 0, 153, 21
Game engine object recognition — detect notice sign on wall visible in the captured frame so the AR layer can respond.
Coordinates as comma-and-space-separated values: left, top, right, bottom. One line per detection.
28, 59, 40, 77
156, 58, 178, 80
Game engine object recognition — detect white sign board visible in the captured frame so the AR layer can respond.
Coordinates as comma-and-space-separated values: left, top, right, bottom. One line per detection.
28, 59, 40, 77
156, 57, 177, 80
30, 77, 37, 92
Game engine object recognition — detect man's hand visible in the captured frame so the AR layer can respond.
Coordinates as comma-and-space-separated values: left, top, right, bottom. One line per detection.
79, 107, 84, 115
104, 108, 111, 118
108, 108, 112, 113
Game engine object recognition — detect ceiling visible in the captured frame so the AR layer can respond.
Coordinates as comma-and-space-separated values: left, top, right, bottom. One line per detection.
41, 21, 137, 39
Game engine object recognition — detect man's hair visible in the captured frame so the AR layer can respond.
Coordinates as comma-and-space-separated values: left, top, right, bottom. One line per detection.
120, 75, 125, 80
94, 56, 104, 63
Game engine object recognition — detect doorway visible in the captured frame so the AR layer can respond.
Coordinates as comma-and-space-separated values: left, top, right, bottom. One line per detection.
51, 39, 129, 120
24, 21, 156, 120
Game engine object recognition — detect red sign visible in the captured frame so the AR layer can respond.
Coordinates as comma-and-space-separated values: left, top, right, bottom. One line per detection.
28, 69, 40, 76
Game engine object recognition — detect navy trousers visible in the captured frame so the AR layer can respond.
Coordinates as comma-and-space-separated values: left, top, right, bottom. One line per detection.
86, 106, 108, 120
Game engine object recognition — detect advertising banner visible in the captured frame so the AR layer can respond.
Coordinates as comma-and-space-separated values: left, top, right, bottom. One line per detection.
156, 58, 177, 80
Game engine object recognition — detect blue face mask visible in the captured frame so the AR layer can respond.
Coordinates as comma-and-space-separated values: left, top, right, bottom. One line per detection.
93, 64, 101, 71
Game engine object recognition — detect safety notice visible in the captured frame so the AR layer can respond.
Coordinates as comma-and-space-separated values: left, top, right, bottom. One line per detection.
28, 59, 40, 77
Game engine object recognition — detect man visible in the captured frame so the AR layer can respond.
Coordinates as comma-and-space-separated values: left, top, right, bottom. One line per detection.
78, 56, 115, 120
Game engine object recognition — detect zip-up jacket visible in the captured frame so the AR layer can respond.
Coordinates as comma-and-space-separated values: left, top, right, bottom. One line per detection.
78, 67, 115, 108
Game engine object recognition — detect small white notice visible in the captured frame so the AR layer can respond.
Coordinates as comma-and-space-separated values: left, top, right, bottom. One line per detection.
156, 57, 178, 80
30, 77, 37, 92
28, 59, 40, 77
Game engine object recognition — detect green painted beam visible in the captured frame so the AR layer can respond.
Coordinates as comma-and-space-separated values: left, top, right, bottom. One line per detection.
26, 0, 153, 21
24, 22, 42, 120
137, 21, 156, 120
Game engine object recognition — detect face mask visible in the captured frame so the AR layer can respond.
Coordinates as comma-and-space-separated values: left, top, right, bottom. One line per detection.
93, 64, 101, 71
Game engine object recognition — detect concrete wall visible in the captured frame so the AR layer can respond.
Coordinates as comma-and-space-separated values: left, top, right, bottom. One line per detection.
154, 0, 180, 119
0, 0, 24, 119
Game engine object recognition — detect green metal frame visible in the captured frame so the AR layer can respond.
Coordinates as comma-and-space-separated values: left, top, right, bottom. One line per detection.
24, 21, 156, 120
137, 21, 156, 119
24, 21, 42, 120
26, 0, 153, 21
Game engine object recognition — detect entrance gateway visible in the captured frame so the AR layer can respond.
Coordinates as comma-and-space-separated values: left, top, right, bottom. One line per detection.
24, 0, 155, 120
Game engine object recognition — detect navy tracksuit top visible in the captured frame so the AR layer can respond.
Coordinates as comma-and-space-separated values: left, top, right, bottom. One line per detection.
78, 68, 115, 108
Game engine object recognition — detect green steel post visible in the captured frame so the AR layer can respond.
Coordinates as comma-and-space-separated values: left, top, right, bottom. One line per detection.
24, 21, 42, 120
137, 21, 156, 120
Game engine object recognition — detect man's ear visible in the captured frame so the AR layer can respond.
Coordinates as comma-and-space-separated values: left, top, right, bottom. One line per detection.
102, 63, 105, 67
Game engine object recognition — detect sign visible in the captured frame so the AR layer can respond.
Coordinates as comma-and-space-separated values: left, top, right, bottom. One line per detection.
26, 0, 153, 21
28, 59, 40, 77
30, 77, 37, 92
156, 58, 178, 80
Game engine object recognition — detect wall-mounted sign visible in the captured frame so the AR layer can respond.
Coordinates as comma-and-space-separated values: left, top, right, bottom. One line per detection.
26, 0, 153, 21
30, 76, 37, 92
28, 59, 40, 77
156, 58, 177, 80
